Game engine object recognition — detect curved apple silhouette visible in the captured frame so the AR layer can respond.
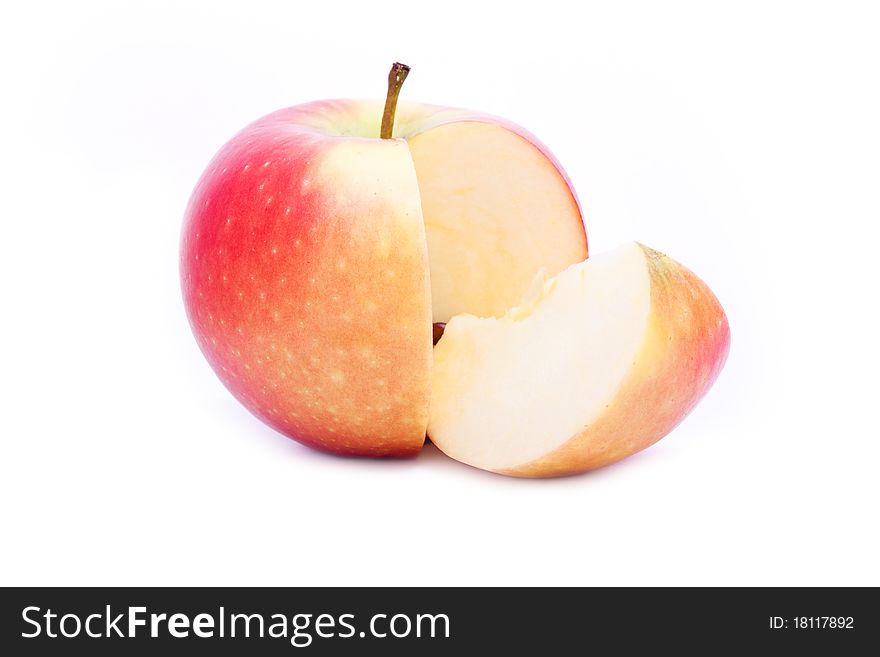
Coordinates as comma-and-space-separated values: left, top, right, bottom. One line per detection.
180, 64, 588, 457
181, 64, 729, 476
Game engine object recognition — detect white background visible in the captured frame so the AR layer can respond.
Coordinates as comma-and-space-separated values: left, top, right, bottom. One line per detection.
2, 0, 878, 586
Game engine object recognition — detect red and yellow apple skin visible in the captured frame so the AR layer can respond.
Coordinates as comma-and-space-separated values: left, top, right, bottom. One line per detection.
180, 100, 586, 456
181, 109, 432, 456
504, 246, 730, 477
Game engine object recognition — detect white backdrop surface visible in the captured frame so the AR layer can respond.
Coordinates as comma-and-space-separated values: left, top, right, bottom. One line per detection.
1, 1, 877, 585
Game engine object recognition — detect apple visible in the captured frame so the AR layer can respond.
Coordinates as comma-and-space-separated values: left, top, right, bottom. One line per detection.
428, 242, 730, 477
180, 64, 588, 457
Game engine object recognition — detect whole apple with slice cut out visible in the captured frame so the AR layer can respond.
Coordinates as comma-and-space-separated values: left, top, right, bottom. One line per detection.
181, 63, 729, 477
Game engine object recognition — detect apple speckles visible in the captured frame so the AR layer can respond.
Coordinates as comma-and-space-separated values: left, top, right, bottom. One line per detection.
180, 124, 433, 457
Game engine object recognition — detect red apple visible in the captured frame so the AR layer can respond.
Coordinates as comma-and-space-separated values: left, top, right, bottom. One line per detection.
181, 65, 588, 456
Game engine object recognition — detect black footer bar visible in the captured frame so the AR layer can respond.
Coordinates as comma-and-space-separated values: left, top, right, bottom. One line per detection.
1, 587, 876, 654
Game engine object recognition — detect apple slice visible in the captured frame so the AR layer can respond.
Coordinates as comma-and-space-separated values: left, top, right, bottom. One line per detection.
428, 242, 730, 477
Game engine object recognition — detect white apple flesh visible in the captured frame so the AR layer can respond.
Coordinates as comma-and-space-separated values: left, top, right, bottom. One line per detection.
428, 243, 730, 477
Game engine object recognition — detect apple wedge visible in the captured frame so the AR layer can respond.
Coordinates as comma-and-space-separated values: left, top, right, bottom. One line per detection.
428, 243, 730, 477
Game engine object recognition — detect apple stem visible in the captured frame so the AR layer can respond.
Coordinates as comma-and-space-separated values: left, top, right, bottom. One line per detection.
380, 62, 411, 139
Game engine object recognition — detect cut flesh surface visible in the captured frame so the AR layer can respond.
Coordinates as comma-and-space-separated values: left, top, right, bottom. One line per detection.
427, 242, 730, 476
429, 243, 649, 471
406, 120, 587, 322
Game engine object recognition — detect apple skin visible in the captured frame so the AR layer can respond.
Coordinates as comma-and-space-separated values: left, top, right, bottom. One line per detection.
180, 100, 585, 456
501, 245, 730, 477
181, 104, 430, 457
